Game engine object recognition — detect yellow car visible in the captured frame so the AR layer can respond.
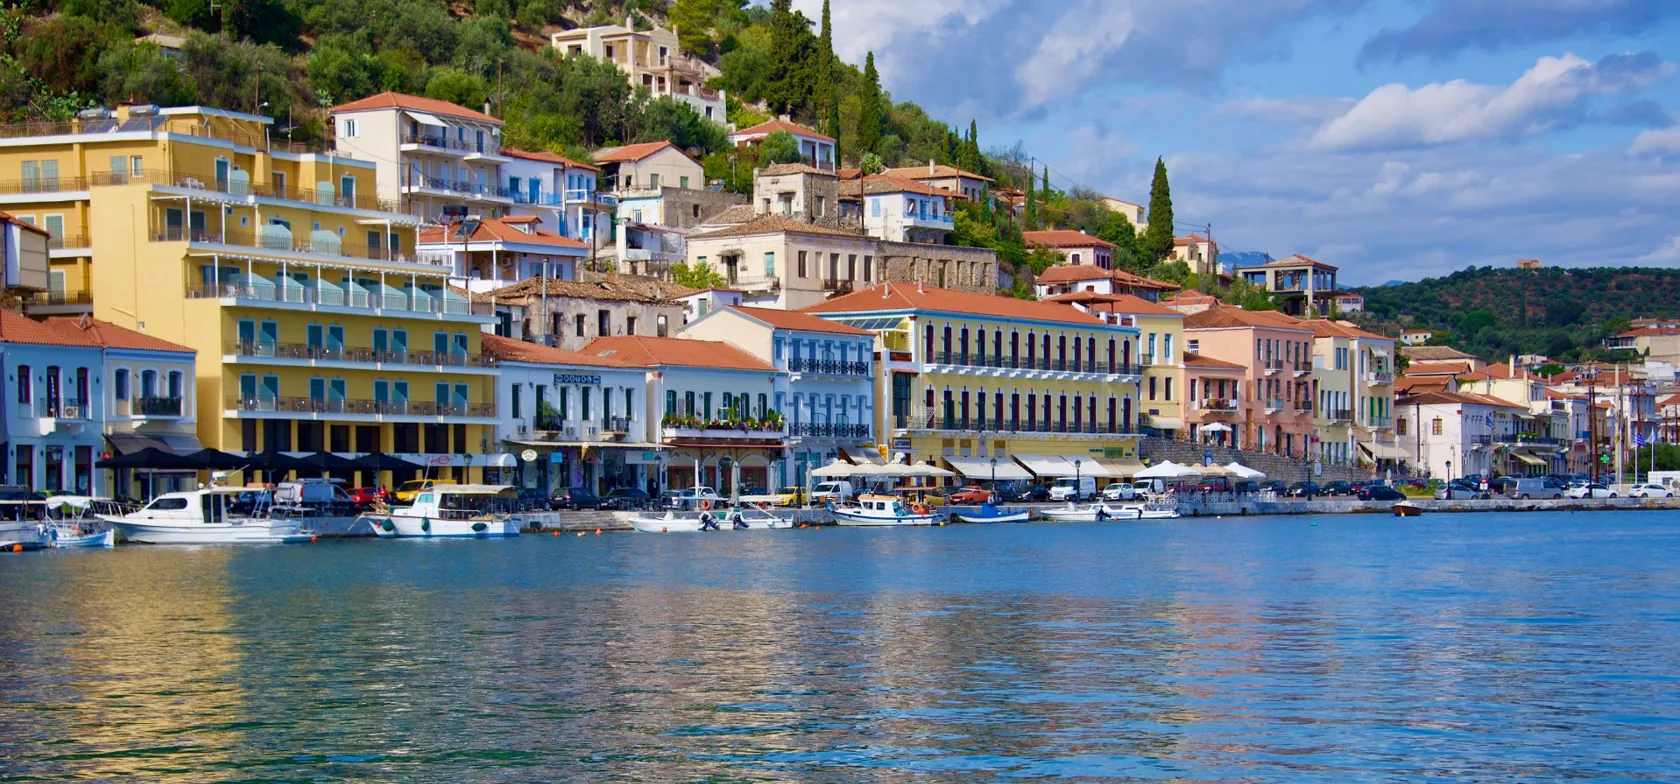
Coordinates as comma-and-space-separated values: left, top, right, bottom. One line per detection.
897, 486, 948, 508
395, 479, 455, 503
773, 486, 808, 507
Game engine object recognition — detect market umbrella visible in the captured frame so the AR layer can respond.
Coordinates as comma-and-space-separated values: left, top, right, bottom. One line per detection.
96, 447, 198, 471
904, 461, 956, 478
355, 451, 419, 472
810, 459, 858, 478
1225, 462, 1267, 479
1134, 461, 1201, 480
185, 448, 250, 470
1201, 422, 1233, 433
248, 449, 312, 473
292, 451, 364, 473
1195, 463, 1233, 477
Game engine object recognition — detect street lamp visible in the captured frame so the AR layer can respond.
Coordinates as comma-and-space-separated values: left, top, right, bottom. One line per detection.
1074, 458, 1082, 501
989, 457, 998, 503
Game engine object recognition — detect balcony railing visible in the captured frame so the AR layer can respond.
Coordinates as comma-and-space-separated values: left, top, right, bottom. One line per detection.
26, 290, 94, 307
189, 283, 472, 316
35, 397, 91, 419
822, 279, 855, 293
401, 174, 516, 201
1264, 397, 1286, 412
601, 416, 631, 434
1264, 359, 1285, 374
0, 116, 325, 153
226, 341, 496, 368
91, 169, 403, 213
158, 227, 418, 264
1368, 415, 1393, 428
790, 422, 870, 439
928, 351, 1136, 376
1367, 371, 1395, 384
896, 407, 1134, 435
0, 175, 92, 195
133, 396, 184, 416
228, 396, 494, 417
46, 233, 91, 250
1325, 408, 1353, 422
401, 133, 480, 153
1194, 398, 1239, 412
787, 357, 870, 376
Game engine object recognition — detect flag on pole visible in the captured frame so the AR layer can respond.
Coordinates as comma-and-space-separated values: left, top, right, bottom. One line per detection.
1635, 432, 1649, 448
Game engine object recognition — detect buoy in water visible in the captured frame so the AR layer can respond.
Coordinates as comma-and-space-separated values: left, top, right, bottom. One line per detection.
553, 530, 559, 537
577, 532, 586, 537
595, 528, 602, 535
662, 527, 668, 533
10, 544, 20, 552
310, 536, 318, 542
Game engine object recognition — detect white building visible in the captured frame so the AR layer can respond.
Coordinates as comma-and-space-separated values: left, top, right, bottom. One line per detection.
329, 92, 513, 220
1396, 390, 1529, 481
729, 118, 836, 172
549, 17, 728, 123
2, 211, 50, 295
483, 333, 652, 496
858, 175, 956, 244
417, 216, 589, 294
679, 305, 877, 488
501, 148, 612, 242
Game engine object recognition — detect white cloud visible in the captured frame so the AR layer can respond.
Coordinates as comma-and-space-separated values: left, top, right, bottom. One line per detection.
1014, 1, 1137, 106
1631, 125, 1680, 156
1641, 236, 1680, 263
1312, 52, 1674, 150
791, 0, 1009, 86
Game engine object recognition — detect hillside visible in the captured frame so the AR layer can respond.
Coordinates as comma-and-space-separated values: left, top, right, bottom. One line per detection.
1353, 266, 1680, 362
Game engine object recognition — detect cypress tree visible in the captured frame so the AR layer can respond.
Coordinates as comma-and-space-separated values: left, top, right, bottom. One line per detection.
1142, 156, 1175, 261
1024, 162, 1036, 230
815, 0, 832, 123
765, 0, 814, 115
857, 51, 881, 155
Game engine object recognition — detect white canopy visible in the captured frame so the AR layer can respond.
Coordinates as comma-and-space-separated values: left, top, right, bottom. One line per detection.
1225, 462, 1267, 479
1194, 463, 1233, 477
903, 461, 955, 478
810, 459, 857, 478
1014, 454, 1111, 478
944, 455, 1032, 481
1134, 460, 1202, 479
1361, 442, 1407, 460
1201, 422, 1233, 433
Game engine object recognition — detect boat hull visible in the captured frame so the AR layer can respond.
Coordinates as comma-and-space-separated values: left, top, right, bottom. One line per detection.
363, 515, 519, 538
0, 522, 49, 551
954, 511, 1030, 524
629, 515, 793, 532
98, 516, 311, 545
50, 528, 115, 548
831, 509, 939, 526
1042, 505, 1141, 522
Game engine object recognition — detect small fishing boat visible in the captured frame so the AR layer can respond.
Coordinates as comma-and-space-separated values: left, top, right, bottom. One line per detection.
0, 493, 50, 551
1392, 501, 1422, 517
831, 494, 940, 526
43, 496, 118, 548
1129, 502, 1182, 520
1040, 502, 1139, 522
953, 502, 1030, 524
362, 485, 520, 538
628, 506, 792, 533
97, 487, 313, 544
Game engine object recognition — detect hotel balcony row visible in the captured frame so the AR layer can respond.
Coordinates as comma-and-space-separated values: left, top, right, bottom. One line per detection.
508, 188, 618, 209
526, 415, 633, 441
224, 341, 498, 374
923, 351, 1145, 380
186, 278, 483, 322
400, 134, 510, 162
1190, 397, 1240, 413
1264, 359, 1314, 376
401, 173, 516, 204
13, 395, 186, 436
788, 422, 871, 440
0, 169, 409, 215
894, 407, 1139, 438
786, 357, 871, 377
227, 396, 495, 422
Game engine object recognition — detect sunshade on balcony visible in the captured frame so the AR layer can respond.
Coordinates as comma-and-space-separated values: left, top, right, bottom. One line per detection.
273, 274, 308, 304
311, 277, 347, 306
408, 286, 436, 313
355, 279, 407, 310
226, 272, 276, 298
441, 287, 470, 314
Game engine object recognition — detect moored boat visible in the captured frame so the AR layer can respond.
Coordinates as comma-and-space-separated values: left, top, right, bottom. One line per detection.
1393, 501, 1422, 517
44, 496, 119, 548
628, 506, 792, 533
1040, 502, 1139, 522
361, 485, 521, 539
831, 494, 940, 526
953, 503, 1030, 524
96, 487, 313, 544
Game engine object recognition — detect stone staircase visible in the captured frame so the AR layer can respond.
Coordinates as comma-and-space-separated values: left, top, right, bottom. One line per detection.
514, 509, 632, 532
1138, 437, 1376, 484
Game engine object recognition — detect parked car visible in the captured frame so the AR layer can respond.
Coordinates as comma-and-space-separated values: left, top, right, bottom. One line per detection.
811, 480, 856, 504
1285, 481, 1322, 498
947, 485, 995, 504
550, 486, 599, 510
1630, 483, 1673, 498
1232, 480, 1260, 496
1321, 480, 1354, 497
395, 479, 455, 504
772, 486, 807, 507
1049, 476, 1097, 502
1358, 485, 1406, 501
347, 486, 388, 509
659, 490, 687, 509
1260, 480, 1289, 494
1505, 477, 1564, 500
1009, 483, 1050, 503
597, 487, 650, 510
895, 487, 948, 508
1566, 483, 1616, 499
1101, 482, 1136, 501
515, 487, 551, 511
275, 479, 355, 514
1435, 482, 1489, 500
667, 486, 724, 510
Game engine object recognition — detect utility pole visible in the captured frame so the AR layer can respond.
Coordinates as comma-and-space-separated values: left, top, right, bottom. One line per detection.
1588, 367, 1599, 483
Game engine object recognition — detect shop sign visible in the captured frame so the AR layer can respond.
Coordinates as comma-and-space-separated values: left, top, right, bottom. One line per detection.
554, 373, 602, 386
520, 449, 538, 462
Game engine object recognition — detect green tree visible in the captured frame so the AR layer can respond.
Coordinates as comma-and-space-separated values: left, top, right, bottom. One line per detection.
1023, 162, 1036, 229
762, 0, 814, 115
671, 261, 728, 289
959, 119, 983, 173
814, 0, 832, 122
307, 34, 379, 106
759, 129, 803, 165
670, 0, 723, 54
99, 39, 193, 106
856, 50, 881, 154
22, 15, 109, 96
1141, 157, 1175, 261
859, 151, 883, 174
224, 0, 303, 50
424, 68, 490, 112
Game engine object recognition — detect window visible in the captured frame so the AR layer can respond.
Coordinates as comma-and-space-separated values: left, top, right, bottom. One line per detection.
649, 173, 660, 189
764, 252, 775, 277
340, 175, 355, 204
342, 118, 358, 138
680, 176, 690, 189
17, 365, 30, 403
1148, 377, 1157, 401
815, 196, 826, 217
863, 255, 873, 282
1432, 418, 1443, 435
626, 316, 637, 335
657, 315, 669, 337
575, 314, 585, 337
625, 388, 635, 422
1397, 418, 1409, 436
581, 387, 592, 420
512, 384, 522, 418
871, 198, 881, 217
114, 368, 129, 400
597, 309, 610, 336
1164, 378, 1174, 401
798, 250, 807, 277
666, 390, 678, 416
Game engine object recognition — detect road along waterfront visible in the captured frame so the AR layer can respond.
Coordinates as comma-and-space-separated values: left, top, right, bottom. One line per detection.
3, 510, 1678, 780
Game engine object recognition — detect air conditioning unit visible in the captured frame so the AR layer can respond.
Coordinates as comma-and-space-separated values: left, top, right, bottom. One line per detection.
60, 405, 81, 419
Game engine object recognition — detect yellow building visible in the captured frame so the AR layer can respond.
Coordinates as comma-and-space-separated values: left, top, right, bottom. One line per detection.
806, 283, 1146, 484
1, 104, 502, 482
1048, 292, 1188, 439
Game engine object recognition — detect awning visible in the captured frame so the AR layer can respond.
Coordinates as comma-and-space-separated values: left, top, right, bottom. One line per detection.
1360, 442, 1406, 460
840, 445, 886, 465
944, 455, 1031, 481
1094, 458, 1146, 477
108, 433, 203, 455
1512, 452, 1548, 466
1146, 416, 1184, 431
404, 111, 446, 127
1014, 454, 1074, 477
1371, 346, 1390, 357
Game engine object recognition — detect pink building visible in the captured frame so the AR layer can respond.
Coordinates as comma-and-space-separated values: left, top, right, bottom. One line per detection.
1184, 352, 1247, 447
1183, 306, 1317, 458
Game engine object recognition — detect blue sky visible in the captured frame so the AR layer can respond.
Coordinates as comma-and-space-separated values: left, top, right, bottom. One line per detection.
798, 0, 1680, 284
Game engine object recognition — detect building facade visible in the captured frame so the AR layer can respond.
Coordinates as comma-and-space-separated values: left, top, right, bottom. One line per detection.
1305, 319, 1398, 468
1241, 254, 1340, 317
473, 277, 688, 349
1024, 230, 1116, 270
594, 141, 705, 194
1, 211, 49, 301
729, 119, 836, 172
2, 311, 109, 494
549, 18, 727, 122
418, 216, 588, 294
1183, 307, 1317, 458
329, 93, 513, 220
501, 148, 611, 243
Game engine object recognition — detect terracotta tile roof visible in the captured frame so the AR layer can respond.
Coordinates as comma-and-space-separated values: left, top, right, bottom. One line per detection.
758, 162, 834, 177
1046, 292, 1181, 317
500, 215, 541, 224
731, 118, 834, 142
594, 140, 695, 165
1033, 265, 1177, 292
0, 211, 50, 237
1165, 288, 1221, 305
481, 333, 637, 367
881, 164, 994, 184
1112, 269, 1180, 291
1395, 376, 1451, 394
1401, 345, 1486, 362
477, 276, 695, 304
45, 316, 194, 354
1300, 319, 1390, 341
1024, 229, 1116, 250
418, 217, 587, 250
501, 147, 600, 171
329, 91, 499, 123
728, 306, 872, 335
1660, 394, 1680, 406
1458, 362, 1541, 382
1183, 306, 1311, 332
853, 174, 958, 198
689, 214, 870, 241
804, 282, 1104, 327
835, 167, 862, 181
1184, 352, 1245, 370
1617, 326, 1680, 337
583, 335, 776, 371
1405, 360, 1474, 376
0, 310, 93, 347
1173, 233, 1214, 246
1250, 253, 1336, 270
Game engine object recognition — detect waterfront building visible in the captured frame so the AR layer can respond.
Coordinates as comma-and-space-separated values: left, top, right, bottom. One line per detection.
1240, 254, 1340, 317
1073, 295, 1187, 440
1303, 319, 1398, 468
1024, 229, 1116, 270
683, 215, 882, 309
593, 141, 705, 194
1183, 306, 1317, 458
1457, 362, 1571, 475
679, 305, 877, 487
729, 118, 836, 172
583, 335, 784, 494
1183, 352, 1247, 448
612, 182, 746, 277
417, 216, 587, 293
1396, 390, 1531, 480
329, 92, 513, 220
472, 277, 688, 349
482, 333, 654, 495
806, 282, 1146, 484
549, 18, 727, 123
500, 148, 612, 243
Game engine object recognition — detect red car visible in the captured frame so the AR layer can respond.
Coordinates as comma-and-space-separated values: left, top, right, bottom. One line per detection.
347, 487, 389, 508
947, 485, 995, 504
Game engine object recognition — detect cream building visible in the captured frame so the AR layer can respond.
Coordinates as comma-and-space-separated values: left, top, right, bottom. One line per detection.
594, 141, 705, 194
549, 17, 727, 122
1305, 319, 1398, 468
329, 92, 514, 220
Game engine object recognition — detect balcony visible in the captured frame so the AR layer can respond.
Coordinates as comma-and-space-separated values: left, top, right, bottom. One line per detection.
730, 275, 781, 292
227, 396, 494, 419
225, 341, 496, 370
1294, 362, 1313, 376
1366, 370, 1395, 385
927, 351, 1139, 378
789, 422, 871, 439
1368, 415, 1393, 429
0, 174, 90, 197
787, 357, 871, 377
131, 396, 184, 417
661, 422, 786, 441
1264, 397, 1286, 413
1193, 398, 1239, 413
90, 169, 405, 214
157, 226, 419, 264
895, 407, 1134, 436
189, 282, 476, 319
0, 115, 325, 153
1325, 408, 1353, 423
1264, 359, 1285, 375
401, 133, 479, 155
401, 174, 517, 203
24, 290, 94, 314
905, 211, 954, 228
45, 233, 92, 252
822, 279, 855, 293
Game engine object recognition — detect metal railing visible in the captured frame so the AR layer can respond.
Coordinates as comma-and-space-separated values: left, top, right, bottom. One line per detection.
929, 350, 1136, 375
225, 341, 496, 368
897, 407, 1134, 435
1264, 397, 1286, 411
401, 173, 517, 201
1194, 398, 1239, 412
157, 227, 418, 263
0, 175, 91, 195
1367, 371, 1395, 384
26, 290, 93, 307
91, 169, 404, 213
188, 283, 471, 316
1264, 359, 1285, 373
228, 396, 494, 417
789, 422, 870, 439
601, 416, 631, 433
35, 397, 91, 419
133, 396, 184, 416
1325, 408, 1353, 422
787, 357, 870, 376
45, 233, 92, 250
401, 133, 480, 153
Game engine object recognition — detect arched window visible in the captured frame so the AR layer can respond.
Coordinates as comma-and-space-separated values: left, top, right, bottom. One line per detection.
1025, 392, 1037, 430
1010, 331, 1020, 365
1123, 339, 1133, 370
1057, 335, 1067, 369
1107, 338, 1117, 373
992, 330, 1002, 361
1107, 396, 1117, 433
923, 323, 934, 360
942, 325, 952, 358
1072, 393, 1082, 430
959, 327, 969, 361
1086, 336, 1096, 369
959, 389, 971, 429
1025, 332, 1036, 365
1010, 392, 1020, 430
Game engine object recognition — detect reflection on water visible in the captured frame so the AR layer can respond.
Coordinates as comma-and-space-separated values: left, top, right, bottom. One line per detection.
2, 513, 1678, 781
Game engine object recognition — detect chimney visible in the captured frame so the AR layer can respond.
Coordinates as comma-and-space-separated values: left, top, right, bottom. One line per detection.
928, 159, 936, 175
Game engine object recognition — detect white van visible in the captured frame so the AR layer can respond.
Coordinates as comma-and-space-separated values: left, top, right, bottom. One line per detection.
811, 480, 856, 504
1504, 477, 1563, 500
1049, 476, 1096, 502
274, 479, 354, 512
1132, 479, 1167, 497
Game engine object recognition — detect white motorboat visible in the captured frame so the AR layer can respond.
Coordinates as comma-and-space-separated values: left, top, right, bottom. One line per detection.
361, 485, 521, 539
43, 496, 118, 548
97, 487, 313, 544
0, 496, 50, 551
629, 506, 792, 533
953, 503, 1030, 524
831, 494, 941, 526
1040, 502, 1140, 522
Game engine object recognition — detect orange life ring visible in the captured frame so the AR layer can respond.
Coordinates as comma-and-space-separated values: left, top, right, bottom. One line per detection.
912, 503, 928, 515
700, 499, 713, 510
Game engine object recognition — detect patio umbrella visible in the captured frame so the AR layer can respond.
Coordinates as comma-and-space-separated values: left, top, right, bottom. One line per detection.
810, 459, 857, 478
1134, 461, 1201, 480
1225, 462, 1267, 479
293, 451, 364, 473
1195, 463, 1233, 477
904, 461, 956, 478
185, 448, 250, 471
1201, 423, 1233, 433
355, 451, 420, 472
96, 447, 198, 471
247, 449, 312, 473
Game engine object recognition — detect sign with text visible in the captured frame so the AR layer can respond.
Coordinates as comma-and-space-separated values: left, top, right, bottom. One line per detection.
553, 373, 603, 386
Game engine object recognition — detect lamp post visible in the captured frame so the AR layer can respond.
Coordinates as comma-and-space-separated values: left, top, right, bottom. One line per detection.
990, 457, 998, 503
1074, 458, 1083, 502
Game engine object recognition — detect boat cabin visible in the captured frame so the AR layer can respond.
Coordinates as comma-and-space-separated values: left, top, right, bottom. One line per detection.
407, 485, 518, 520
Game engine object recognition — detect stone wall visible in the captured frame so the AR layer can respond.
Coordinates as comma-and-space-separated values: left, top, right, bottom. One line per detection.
656, 187, 748, 230
878, 242, 998, 294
